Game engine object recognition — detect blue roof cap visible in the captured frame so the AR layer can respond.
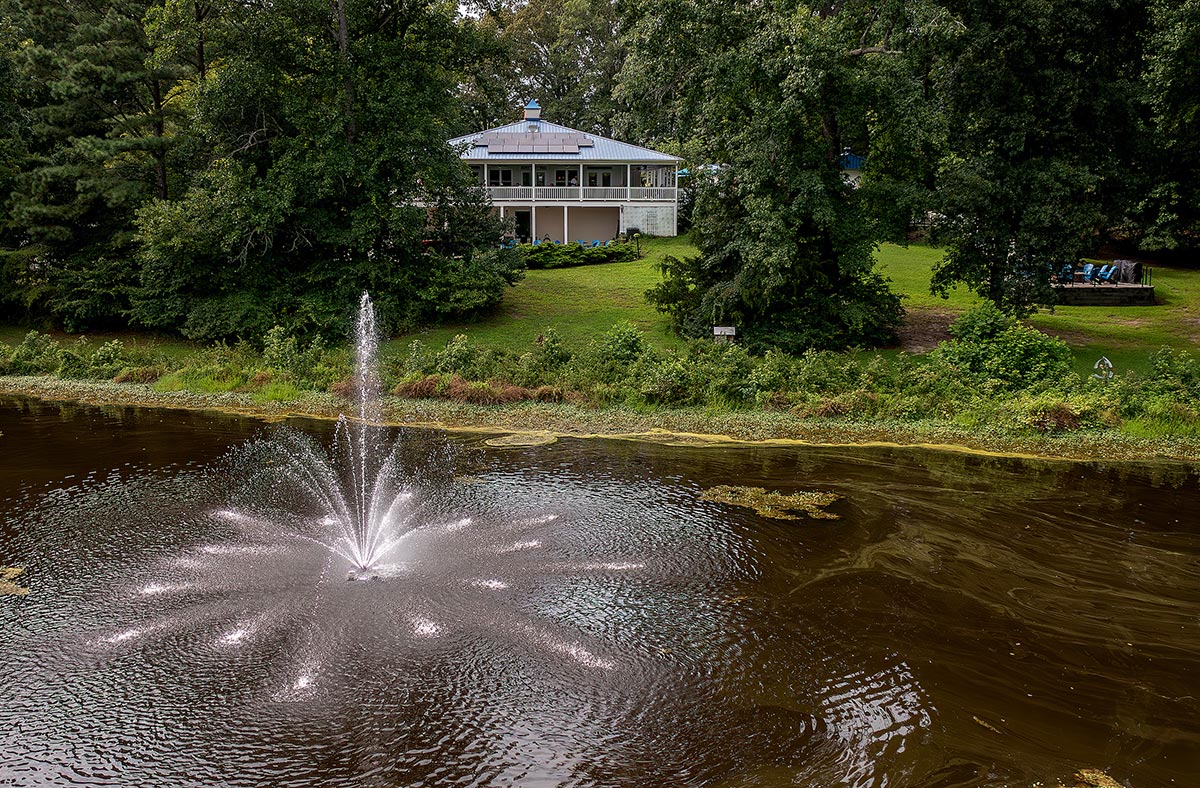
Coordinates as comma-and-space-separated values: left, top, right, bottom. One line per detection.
525, 99, 540, 109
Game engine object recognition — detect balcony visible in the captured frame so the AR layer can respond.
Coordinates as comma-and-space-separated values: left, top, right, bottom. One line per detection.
483, 185, 676, 203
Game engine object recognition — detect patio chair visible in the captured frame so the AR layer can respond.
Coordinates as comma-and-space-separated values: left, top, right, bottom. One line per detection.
1058, 263, 1075, 282
591, 240, 601, 247
1099, 264, 1120, 283
1081, 263, 1096, 282
1094, 264, 1113, 283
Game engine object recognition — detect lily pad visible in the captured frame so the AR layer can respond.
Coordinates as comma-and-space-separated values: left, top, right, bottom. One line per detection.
701, 485, 841, 520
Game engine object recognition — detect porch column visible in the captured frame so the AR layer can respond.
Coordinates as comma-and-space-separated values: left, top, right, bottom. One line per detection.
578, 164, 583, 200
483, 163, 489, 188
626, 164, 631, 200
532, 206, 537, 240
564, 205, 569, 242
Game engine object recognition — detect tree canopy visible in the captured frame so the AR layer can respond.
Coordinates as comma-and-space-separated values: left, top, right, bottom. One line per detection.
0, 0, 1197, 344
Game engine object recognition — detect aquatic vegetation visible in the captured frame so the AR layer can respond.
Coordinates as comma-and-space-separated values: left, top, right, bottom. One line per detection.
0, 567, 28, 596
700, 485, 842, 520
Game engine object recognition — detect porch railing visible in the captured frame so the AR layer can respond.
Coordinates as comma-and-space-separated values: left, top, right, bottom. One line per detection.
485, 186, 676, 202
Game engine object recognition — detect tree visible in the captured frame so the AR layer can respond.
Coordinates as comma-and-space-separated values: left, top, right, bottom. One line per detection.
626, 0, 919, 352
929, 0, 1150, 314
132, 0, 514, 339
1139, 0, 1200, 251
2, 0, 195, 329
458, 0, 625, 134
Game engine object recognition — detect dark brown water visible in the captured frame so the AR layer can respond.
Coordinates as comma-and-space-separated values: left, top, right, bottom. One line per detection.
0, 395, 1197, 787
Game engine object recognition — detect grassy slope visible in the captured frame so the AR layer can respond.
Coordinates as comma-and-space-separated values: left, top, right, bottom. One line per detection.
387, 236, 692, 356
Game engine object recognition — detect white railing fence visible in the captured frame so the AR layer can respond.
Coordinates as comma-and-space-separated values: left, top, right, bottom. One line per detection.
484, 186, 676, 202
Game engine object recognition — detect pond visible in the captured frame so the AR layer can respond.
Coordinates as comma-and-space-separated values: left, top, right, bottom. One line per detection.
1, 395, 1197, 787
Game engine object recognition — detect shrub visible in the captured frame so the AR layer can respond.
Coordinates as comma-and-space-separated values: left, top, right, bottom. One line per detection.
262, 326, 300, 373
511, 329, 572, 387
91, 340, 128, 378
521, 242, 638, 270
434, 335, 487, 379
1147, 347, 1200, 402
56, 349, 90, 379
5, 331, 62, 375
931, 304, 1073, 390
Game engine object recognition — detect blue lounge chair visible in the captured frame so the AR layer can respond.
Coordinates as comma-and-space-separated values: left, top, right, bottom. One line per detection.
1094, 264, 1113, 283
1058, 263, 1074, 282
591, 240, 601, 247
1081, 263, 1095, 282
1099, 264, 1120, 283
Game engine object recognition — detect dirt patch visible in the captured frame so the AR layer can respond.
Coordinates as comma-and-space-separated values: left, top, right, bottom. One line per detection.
895, 308, 957, 353
1035, 326, 1096, 345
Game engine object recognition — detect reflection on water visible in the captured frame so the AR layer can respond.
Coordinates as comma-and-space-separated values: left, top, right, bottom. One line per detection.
1, 396, 1198, 787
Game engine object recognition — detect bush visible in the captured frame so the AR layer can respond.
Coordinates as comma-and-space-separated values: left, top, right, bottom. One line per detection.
521, 242, 638, 270
931, 304, 1073, 390
511, 329, 572, 387
5, 331, 62, 375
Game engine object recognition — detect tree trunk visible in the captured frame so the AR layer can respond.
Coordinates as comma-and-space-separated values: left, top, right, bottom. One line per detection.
195, 0, 207, 79
151, 79, 168, 199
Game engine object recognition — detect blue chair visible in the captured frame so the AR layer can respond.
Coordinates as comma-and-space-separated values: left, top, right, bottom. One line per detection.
576, 239, 585, 245
1081, 263, 1095, 282
1094, 264, 1113, 283
532, 238, 541, 246
591, 240, 601, 247
1058, 263, 1074, 282
1099, 264, 1120, 283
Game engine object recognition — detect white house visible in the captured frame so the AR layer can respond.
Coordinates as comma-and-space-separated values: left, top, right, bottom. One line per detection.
449, 100, 681, 243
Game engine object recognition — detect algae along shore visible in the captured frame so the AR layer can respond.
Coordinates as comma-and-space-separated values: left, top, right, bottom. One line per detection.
3, 376, 1200, 465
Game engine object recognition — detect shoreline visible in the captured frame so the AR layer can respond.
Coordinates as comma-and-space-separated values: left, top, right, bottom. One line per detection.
3, 375, 1199, 465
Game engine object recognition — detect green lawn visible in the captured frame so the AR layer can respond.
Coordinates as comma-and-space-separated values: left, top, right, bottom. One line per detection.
873, 242, 980, 311
4, 238, 1196, 378
874, 244, 1200, 375
387, 236, 693, 356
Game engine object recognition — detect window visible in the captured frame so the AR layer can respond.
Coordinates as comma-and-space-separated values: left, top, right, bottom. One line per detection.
555, 169, 569, 186
489, 169, 513, 187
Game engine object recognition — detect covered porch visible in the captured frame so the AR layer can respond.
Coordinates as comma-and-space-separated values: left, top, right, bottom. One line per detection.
496, 205, 621, 245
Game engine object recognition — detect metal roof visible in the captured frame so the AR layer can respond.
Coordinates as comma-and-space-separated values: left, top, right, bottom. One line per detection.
449, 119, 680, 163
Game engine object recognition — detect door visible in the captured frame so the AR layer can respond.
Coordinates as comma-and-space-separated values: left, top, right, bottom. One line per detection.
514, 211, 531, 243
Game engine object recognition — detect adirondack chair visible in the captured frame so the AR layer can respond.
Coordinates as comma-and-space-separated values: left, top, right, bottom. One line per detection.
1094, 264, 1114, 283
1081, 263, 1096, 282
1099, 264, 1121, 283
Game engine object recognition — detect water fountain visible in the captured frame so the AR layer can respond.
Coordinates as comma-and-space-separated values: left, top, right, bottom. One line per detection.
261, 293, 408, 576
